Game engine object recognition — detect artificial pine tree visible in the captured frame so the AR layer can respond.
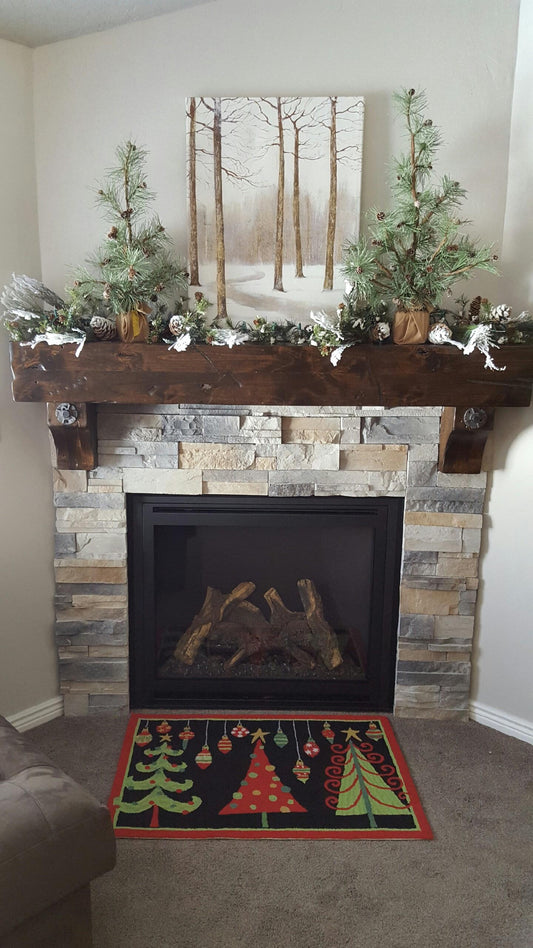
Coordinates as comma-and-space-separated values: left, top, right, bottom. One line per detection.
343, 89, 499, 343
67, 141, 188, 341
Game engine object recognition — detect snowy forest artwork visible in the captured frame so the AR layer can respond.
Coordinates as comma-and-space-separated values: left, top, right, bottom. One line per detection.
186, 96, 364, 324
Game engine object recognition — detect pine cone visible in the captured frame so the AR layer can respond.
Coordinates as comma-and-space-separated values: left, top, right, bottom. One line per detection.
469, 296, 482, 322
90, 314, 117, 340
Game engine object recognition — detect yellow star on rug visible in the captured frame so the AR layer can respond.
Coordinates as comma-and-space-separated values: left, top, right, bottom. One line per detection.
250, 728, 270, 744
341, 727, 361, 743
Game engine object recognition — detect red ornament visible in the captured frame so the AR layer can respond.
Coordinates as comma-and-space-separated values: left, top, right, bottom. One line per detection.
178, 725, 195, 742
135, 727, 152, 746
231, 721, 250, 738
156, 720, 172, 735
217, 734, 232, 754
365, 721, 383, 742
292, 758, 311, 784
303, 739, 320, 758
195, 744, 213, 769
322, 721, 335, 743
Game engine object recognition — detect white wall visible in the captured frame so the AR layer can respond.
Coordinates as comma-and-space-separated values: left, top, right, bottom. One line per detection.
471, 0, 533, 736
2, 0, 530, 727
0, 39, 57, 718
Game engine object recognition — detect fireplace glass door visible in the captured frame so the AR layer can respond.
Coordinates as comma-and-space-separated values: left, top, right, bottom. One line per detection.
128, 495, 403, 710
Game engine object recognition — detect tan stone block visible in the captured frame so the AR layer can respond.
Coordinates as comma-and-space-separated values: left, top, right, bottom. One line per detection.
54, 557, 126, 568
75, 533, 127, 559
254, 457, 277, 471
282, 417, 341, 444
66, 681, 128, 694
404, 525, 462, 553
71, 594, 128, 607
340, 444, 408, 471
87, 484, 124, 493
56, 508, 126, 532
437, 555, 479, 578
447, 651, 471, 661
400, 586, 460, 615
89, 646, 129, 658
203, 480, 269, 495
53, 470, 88, 492
63, 694, 89, 716
466, 578, 480, 590
56, 604, 128, 620
404, 511, 483, 528
58, 646, 89, 658
54, 566, 127, 584
179, 443, 255, 470
434, 615, 474, 639
397, 648, 438, 662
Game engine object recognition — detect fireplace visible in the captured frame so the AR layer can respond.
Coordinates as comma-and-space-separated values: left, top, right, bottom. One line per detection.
127, 495, 403, 710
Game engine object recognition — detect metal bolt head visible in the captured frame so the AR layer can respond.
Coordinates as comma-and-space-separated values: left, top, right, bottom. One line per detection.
55, 403, 79, 426
463, 407, 488, 431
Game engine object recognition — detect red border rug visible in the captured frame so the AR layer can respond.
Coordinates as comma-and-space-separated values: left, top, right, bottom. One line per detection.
109, 713, 432, 840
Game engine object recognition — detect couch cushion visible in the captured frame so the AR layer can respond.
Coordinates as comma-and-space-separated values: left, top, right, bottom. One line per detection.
0, 717, 116, 937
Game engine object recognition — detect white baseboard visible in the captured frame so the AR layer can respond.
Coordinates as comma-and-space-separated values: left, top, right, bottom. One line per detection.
6, 696, 64, 732
469, 701, 533, 745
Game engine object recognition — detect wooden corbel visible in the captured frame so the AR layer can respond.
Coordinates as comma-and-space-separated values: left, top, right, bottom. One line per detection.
47, 402, 98, 470
438, 406, 495, 474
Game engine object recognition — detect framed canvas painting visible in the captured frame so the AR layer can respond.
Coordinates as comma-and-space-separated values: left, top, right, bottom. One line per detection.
186, 96, 364, 323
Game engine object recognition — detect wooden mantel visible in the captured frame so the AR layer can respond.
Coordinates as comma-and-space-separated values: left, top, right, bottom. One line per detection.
10, 341, 533, 473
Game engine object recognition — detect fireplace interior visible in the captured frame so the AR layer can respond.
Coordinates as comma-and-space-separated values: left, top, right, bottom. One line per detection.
128, 495, 403, 711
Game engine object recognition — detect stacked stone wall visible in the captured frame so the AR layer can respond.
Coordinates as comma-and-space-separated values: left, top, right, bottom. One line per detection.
53, 405, 486, 718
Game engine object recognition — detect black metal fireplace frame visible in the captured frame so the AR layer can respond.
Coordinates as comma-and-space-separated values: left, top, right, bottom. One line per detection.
127, 494, 403, 711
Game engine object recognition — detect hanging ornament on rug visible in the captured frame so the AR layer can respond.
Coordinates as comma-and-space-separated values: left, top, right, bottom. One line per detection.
365, 721, 383, 742
178, 722, 195, 748
273, 723, 289, 749
292, 720, 311, 783
303, 721, 320, 758
135, 724, 152, 747
156, 720, 172, 741
217, 722, 232, 755
231, 721, 250, 738
195, 745, 213, 769
322, 721, 335, 743
428, 322, 452, 345
195, 721, 212, 769
292, 758, 311, 784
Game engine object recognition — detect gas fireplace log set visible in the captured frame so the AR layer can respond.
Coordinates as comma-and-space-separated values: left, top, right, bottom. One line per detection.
9, 341, 533, 473
173, 579, 343, 672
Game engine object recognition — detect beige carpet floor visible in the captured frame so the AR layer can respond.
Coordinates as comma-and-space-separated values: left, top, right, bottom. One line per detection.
28, 714, 532, 948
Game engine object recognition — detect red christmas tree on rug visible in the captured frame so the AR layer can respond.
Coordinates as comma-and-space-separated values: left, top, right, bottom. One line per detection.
219, 733, 306, 829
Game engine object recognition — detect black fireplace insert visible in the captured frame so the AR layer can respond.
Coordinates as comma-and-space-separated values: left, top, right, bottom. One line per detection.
127, 494, 403, 711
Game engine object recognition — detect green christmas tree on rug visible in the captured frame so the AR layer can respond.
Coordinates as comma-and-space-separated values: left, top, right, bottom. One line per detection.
335, 737, 413, 829
219, 733, 306, 829
113, 726, 202, 829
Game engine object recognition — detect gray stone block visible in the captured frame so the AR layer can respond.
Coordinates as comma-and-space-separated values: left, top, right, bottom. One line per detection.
362, 416, 440, 444
268, 483, 315, 496
89, 694, 128, 709
396, 671, 471, 687
399, 614, 435, 640
59, 659, 128, 681
202, 415, 241, 439
54, 583, 128, 597
55, 533, 76, 556
406, 488, 485, 514
402, 551, 437, 577
54, 492, 125, 508
458, 601, 476, 616
397, 660, 470, 674
55, 620, 128, 646
407, 460, 438, 487
161, 415, 203, 440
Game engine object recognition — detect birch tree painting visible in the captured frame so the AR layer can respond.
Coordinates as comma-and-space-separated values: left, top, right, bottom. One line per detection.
186, 96, 364, 322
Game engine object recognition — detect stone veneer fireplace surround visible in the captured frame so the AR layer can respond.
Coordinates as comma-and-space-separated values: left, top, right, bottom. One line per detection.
53, 403, 485, 721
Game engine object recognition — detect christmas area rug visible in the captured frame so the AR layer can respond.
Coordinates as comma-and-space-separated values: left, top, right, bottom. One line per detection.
108, 713, 432, 840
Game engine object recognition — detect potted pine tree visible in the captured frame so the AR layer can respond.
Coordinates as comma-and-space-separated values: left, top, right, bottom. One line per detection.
67, 141, 188, 342
343, 89, 499, 344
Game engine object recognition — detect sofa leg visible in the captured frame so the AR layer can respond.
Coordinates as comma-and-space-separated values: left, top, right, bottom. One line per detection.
0, 884, 93, 948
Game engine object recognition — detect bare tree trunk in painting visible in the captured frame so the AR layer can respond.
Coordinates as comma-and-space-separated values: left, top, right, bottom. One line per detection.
213, 97, 227, 319
187, 97, 200, 286
323, 96, 338, 291
292, 125, 304, 278
273, 97, 285, 292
